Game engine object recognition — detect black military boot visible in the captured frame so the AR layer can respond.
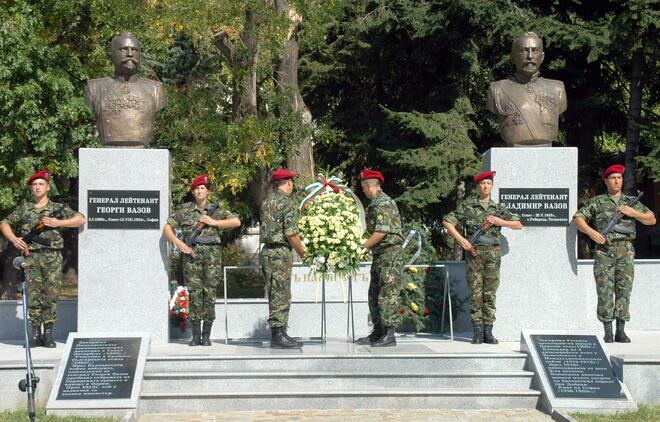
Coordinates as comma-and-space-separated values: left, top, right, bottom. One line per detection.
615, 319, 631, 343
603, 321, 614, 343
371, 326, 396, 347
282, 327, 303, 348
200, 319, 213, 346
471, 322, 483, 344
29, 324, 42, 348
42, 324, 56, 348
356, 323, 383, 345
188, 321, 201, 346
270, 327, 301, 349
483, 324, 498, 345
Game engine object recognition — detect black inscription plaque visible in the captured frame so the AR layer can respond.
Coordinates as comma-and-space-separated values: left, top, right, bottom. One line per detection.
531, 334, 621, 399
88, 190, 159, 229
56, 337, 140, 400
499, 188, 569, 226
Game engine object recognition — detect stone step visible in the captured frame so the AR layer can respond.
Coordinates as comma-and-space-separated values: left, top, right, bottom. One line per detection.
142, 370, 534, 392
145, 353, 528, 373
138, 389, 542, 413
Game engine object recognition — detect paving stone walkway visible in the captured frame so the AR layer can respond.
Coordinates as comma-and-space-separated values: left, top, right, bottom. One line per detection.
138, 408, 555, 421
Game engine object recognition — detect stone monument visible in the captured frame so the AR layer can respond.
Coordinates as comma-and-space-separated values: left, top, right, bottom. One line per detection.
487, 32, 566, 147
84, 33, 166, 148
78, 33, 170, 344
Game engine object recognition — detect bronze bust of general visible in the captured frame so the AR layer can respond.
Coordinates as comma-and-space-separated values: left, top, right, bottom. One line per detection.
487, 32, 567, 147
85, 33, 166, 148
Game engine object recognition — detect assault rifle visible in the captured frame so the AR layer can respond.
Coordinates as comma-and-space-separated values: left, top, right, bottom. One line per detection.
22, 210, 63, 248
599, 191, 644, 237
466, 209, 504, 258
185, 204, 220, 247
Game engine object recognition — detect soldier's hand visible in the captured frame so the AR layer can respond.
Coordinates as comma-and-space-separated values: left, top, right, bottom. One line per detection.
486, 215, 504, 226
199, 215, 214, 226
589, 230, 606, 245
618, 205, 637, 218
12, 237, 29, 255
178, 242, 196, 258
41, 216, 60, 228
458, 238, 473, 251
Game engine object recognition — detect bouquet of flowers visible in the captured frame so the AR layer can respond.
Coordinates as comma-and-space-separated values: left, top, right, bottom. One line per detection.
298, 174, 365, 277
169, 286, 190, 330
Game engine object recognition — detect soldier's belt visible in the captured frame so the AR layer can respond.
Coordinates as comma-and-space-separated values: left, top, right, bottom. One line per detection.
263, 242, 291, 249
193, 236, 220, 245
612, 224, 634, 234
475, 235, 498, 246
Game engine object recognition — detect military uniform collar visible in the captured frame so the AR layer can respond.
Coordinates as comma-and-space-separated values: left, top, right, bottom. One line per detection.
29, 199, 52, 211
469, 196, 496, 208
513, 72, 540, 84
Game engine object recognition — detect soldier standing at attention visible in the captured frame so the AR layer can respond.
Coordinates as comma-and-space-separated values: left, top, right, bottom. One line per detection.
573, 165, 655, 343
164, 174, 241, 346
0, 170, 86, 348
260, 169, 307, 349
357, 169, 404, 347
443, 171, 522, 345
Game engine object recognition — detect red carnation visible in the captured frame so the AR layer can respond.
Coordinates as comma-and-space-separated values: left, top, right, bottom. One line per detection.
169, 311, 177, 318
424, 307, 430, 316
180, 321, 188, 329
424, 267, 431, 273
400, 307, 407, 314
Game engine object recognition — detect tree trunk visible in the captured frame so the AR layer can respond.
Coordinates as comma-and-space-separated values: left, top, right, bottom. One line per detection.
624, 47, 644, 194
274, 0, 315, 179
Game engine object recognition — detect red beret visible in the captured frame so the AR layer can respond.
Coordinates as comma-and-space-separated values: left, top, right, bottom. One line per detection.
190, 173, 210, 190
270, 168, 297, 182
474, 171, 496, 183
360, 169, 384, 184
27, 170, 51, 186
603, 164, 624, 178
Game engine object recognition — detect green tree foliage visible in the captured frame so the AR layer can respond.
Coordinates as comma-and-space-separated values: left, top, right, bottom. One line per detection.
0, 0, 96, 211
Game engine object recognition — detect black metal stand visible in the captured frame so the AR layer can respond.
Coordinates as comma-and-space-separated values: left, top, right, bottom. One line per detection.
346, 276, 355, 342
18, 265, 39, 422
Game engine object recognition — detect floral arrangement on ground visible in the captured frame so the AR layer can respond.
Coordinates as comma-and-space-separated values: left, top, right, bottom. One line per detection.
399, 266, 430, 331
169, 285, 190, 330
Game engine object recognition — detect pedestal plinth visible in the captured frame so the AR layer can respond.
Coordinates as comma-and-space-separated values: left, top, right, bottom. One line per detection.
78, 148, 170, 344
483, 147, 581, 340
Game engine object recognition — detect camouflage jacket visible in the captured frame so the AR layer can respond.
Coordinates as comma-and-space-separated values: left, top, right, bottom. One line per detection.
1, 200, 82, 251
167, 201, 237, 244
443, 196, 519, 245
260, 189, 299, 246
574, 193, 651, 242
366, 191, 403, 255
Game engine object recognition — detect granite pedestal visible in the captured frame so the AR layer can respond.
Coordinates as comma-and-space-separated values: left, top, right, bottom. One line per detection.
483, 147, 579, 340
78, 148, 170, 344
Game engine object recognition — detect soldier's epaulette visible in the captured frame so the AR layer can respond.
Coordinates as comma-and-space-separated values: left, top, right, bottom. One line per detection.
86, 76, 112, 85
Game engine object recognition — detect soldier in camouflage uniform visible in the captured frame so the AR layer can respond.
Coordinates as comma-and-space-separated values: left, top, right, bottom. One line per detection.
443, 171, 522, 345
356, 169, 404, 347
164, 174, 241, 346
0, 170, 85, 348
260, 168, 307, 349
573, 164, 655, 343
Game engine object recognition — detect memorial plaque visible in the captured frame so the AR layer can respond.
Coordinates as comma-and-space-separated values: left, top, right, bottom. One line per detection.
531, 334, 621, 399
499, 188, 569, 226
56, 337, 141, 400
87, 190, 159, 229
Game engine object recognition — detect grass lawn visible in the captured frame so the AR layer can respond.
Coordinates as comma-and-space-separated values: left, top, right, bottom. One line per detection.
0, 409, 116, 421
572, 405, 660, 422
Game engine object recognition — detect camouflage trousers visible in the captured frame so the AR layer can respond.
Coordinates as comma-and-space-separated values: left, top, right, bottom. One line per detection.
26, 250, 63, 325
369, 246, 404, 327
465, 244, 501, 324
183, 245, 221, 321
260, 245, 293, 328
593, 241, 634, 322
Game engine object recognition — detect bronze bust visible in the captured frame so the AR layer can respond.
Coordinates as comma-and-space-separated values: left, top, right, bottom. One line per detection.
487, 32, 567, 147
85, 33, 166, 148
